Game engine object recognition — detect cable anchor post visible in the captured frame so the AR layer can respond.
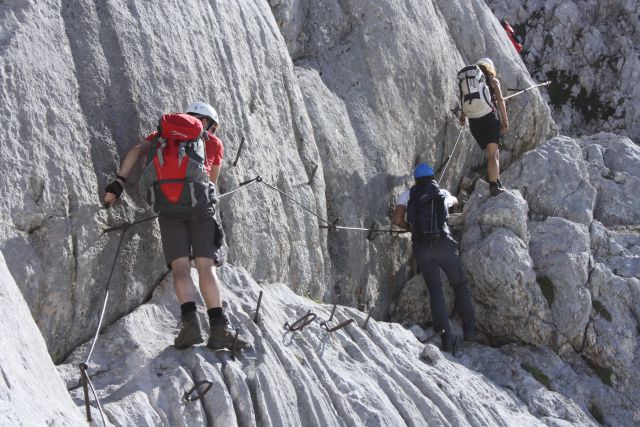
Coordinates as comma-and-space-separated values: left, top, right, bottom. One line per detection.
253, 290, 263, 323
183, 380, 213, 402
284, 311, 317, 332
320, 318, 354, 333
307, 164, 319, 185
79, 363, 92, 422
366, 222, 377, 241
232, 137, 245, 167
362, 311, 373, 331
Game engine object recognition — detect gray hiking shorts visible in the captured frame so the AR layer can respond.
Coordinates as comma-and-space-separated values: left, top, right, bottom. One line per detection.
158, 203, 222, 267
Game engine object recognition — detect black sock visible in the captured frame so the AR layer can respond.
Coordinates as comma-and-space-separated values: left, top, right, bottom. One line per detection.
180, 301, 197, 315
208, 307, 225, 324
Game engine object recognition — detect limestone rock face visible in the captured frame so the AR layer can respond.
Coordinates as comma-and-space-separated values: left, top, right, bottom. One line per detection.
0, 0, 555, 362
529, 217, 591, 349
273, 0, 555, 315
580, 133, 640, 226
461, 188, 554, 345
460, 131, 640, 425
58, 264, 606, 426
1, 0, 638, 425
0, 0, 329, 362
486, 0, 640, 141
0, 252, 85, 425
502, 136, 596, 225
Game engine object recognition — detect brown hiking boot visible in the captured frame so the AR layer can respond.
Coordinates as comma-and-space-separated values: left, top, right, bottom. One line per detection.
174, 310, 204, 349
207, 320, 251, 350
489, 182, 505, 197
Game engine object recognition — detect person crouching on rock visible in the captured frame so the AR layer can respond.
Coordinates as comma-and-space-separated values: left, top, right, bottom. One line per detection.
392, 163, 484, 353
103, 101, 249, 351
458, 57, 509, 197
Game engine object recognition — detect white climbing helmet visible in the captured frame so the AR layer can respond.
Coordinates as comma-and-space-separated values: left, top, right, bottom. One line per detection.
476, 57, 495, 69
185, 101, 219, 125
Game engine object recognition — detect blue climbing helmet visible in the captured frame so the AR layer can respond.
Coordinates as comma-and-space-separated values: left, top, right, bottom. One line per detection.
414, 163, 434, 179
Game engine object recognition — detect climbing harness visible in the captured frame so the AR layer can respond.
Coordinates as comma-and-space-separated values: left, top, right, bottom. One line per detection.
504, 81, 551, 100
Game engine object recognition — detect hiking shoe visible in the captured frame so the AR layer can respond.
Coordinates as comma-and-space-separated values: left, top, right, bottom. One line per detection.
174, 310, 204, 349
464, 330, 487, 345
441, 334, 461, 356
489, 182, 505, 197
207, 321, 251, 350
496, 178, 506, 191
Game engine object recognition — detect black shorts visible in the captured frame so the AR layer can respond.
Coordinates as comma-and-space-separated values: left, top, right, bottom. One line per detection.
158, 204, 222, 266
469, 112, 501, 149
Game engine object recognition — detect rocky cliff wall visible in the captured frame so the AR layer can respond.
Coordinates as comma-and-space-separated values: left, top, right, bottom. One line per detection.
0, 0, 554, 363
0, 251, 85, 425
486, 0, 640, 142
273, 0, 555, 312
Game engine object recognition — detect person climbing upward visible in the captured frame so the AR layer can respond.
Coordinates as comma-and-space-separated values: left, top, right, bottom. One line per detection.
457, 57, 509, 197
392, 163, 484, 354
103, 101, 250, 351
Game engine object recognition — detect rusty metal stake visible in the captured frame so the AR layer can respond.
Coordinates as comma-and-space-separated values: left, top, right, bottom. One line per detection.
284, 311, 317, 331
79, 363, 92, 422
253, 290, 263, 323
362, 311, 372, 330
327, 303, 337, 323
232, 137, 245, 167
183, 380, 213, 402
308, 164, 319, 184
320, 318, 354, 333
231, 329, 239, 361
366, 222, 377, 241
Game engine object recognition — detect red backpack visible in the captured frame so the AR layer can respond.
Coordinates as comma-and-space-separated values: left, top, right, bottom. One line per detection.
138, 114, 213, 217
501, 19, 523, 54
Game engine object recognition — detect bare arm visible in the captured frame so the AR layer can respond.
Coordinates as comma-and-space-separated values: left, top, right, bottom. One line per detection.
104, 139, 151, 205
209, 164, 221, 184
491, 79, 509, 134
392, 205, 410, 230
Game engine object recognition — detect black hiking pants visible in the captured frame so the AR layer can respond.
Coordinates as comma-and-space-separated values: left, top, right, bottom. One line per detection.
412, 237, 476, 342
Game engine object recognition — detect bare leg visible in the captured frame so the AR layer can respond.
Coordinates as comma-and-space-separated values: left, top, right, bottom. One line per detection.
171, 257, 195, 304
486, 142, 500, 182
195, 257, 222, 309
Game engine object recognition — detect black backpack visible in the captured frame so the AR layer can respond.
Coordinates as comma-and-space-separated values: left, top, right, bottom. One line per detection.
406, 181, 447, 241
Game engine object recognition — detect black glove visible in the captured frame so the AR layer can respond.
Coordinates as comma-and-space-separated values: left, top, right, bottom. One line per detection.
105, 180, 124, 198
208, 184, 218, 204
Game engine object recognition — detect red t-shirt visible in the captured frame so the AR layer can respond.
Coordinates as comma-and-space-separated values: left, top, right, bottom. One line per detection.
145, 131, 224, 173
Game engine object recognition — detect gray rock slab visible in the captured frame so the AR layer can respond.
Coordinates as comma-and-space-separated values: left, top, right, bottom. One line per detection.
57, 263, 581, 426
487, 0, 640, 141
529, 217, 591, 348
502, 136, 596, 225
0, 251, 85, 426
